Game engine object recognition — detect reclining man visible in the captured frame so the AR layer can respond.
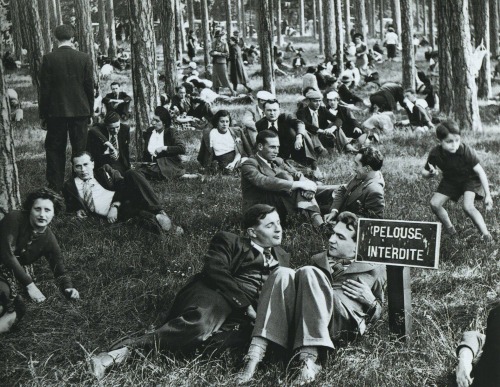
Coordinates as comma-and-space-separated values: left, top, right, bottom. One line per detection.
237, 211, 387, 385
241, 130, 336, 229
89, 204, 290, 379
62, 151, 182, 234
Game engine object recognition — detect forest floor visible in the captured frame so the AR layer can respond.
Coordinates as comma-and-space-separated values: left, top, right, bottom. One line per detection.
1, 39, 500, 386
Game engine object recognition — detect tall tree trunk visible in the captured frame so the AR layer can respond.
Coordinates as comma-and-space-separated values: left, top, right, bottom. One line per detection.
18, 0, 44, 93
257, 0, 275, 93
107, 0, 118, 58
391, 0, 402, 38
277, 0, 282, 46
369, 0, 376, 37
353, 0, 367, 36
127, 0, 160, 156
437, 0, 481, 131
174, 0, 183, 59
187, 0, 195, 32
312, 0, 317, 37
423, 0, 427, 35
241, 0, 247, 38
490, 0, 499, 57
428, 0, 435, 49
161, 0, 178, 96
335, 0, 344, 73
323, 0, 336, 59
74, 0, 98, 81
0, 54, 21, 219
317, 0, 324, 53
299, 0, 305, 36
401, 0, 415, 90
344, 0, 351, 43
236, 0, 242, 34
98, 0, 109, 56
379, 0, 384, 40
415, 0, 420, 30
53, 0, 62, 25
226, 0, 233, 36
10, 0, 24, 61
200, 0, 210, 75
472, 0, 492, 99
39, 0, 52, 53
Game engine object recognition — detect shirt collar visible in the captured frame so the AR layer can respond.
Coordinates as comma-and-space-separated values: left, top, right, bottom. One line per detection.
256, 153, 272, 167
75, 176, 94, 186
267, 120, 277, 129
250, 240, 265, 254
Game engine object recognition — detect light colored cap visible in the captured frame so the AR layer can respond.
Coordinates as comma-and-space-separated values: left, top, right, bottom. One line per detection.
326, 91, 339, 99
256, 90, 276, 101
188, 62, 197, 69
305, 90, 323, 99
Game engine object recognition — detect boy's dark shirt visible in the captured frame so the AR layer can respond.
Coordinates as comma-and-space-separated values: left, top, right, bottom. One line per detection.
425, 143, 480, 184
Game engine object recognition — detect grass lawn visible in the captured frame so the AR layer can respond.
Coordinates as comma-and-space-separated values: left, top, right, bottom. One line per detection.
1, 39, 499, 386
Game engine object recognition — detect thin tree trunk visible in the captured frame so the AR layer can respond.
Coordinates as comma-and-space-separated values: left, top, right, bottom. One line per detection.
391, 0, 402, 38
257, 0, 275, 93
472, 0, 492, 99
98, 0, 109, 56
0, 55, 21, 219
379, 0, 384, 40
10, 0, 24, 61
344, 0, 351, 43
299, 0, 305, 36
490, 0, 499, 57
54, 0, 62, 25
39, 0, 52, 53
187, 0, 195, 32
75, 0, 98, 81
415, 0, 420, 30
174, 0, 183, 59
369, 0, 376, 37
180, 2, 186, 53
323, 0, 336, 59
318, 0, 324, 53
241, 0, 247, 38
107, 0, 118, 58
335, 0, 344, 73
353, 0, 367, 36
277, 0, 282, 46
128, 0, 159, 156
429, 0, 435, 49
401, 0, 415, 90
200, 0, 210, 75
312, 0, 317, 37
236, 0, 241, 34
226, 0, 233, 36
161, 0, 178, 97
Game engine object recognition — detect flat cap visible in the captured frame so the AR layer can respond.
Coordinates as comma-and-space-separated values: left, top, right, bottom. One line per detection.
256, 90, 276, 101
305, 90, 323, 99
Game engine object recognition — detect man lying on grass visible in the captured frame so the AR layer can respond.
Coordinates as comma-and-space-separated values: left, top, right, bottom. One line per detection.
89, 204, 291, 379
237, 211, 386, 385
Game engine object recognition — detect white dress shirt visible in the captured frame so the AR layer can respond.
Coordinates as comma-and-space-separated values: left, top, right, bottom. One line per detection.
75, 177, 115, 216
250, 241, 278, 268
147, 130, 165, 156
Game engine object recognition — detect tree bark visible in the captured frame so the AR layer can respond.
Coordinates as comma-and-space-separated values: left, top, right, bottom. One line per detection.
127, 0, 160, 156
53, 0, 62, 25
226, 0, 233, 36
187, 0, 196, 32
241, 0, 247, 38
323, 0, 336, 59
428, 0, 435, 49
391, 0, 402, 38
335, 0, 344, 73
18, 0, 44, 93
379, 0, 384, 40
174, 0, 183, 59
39, 0, 52, 54
415, 0, 420, 30
161, 0, 178, 96
369, 0, 376, 37
344, 0, 351, 43
10, 0, 24, 61
107, 0, 118, 58
400, 0, 415, 90
299, 0, 305, 36
437, 0, 482, 131
312, 0, 317, 37
257, 0, 275, 93
74, 0, 98, 81
277, 0, 282, 46
200, 0, 211, 75
0, 59, 21, 219
353, 0, 367, 36
98, 0, 109, 56
318, 0, 324, 53
490, 0, 499, 57
472, 0, 492, 99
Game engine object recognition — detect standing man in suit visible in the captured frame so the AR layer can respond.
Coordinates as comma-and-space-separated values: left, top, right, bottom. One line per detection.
296, 89, 357, 154
237, 211, 386, 385
40, 24, 94, 192
89, 204, 290, 379
325, 146, 385, 222
86, 111, 130, 174
102, 82, 132, 120
241, 130, 335, 228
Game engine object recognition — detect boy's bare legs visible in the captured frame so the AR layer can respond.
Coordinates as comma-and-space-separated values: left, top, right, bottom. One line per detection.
463, 191, 491, 238
430, 193, 455, 234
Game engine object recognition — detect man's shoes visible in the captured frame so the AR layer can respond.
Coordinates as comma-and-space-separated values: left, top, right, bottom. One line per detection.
235, 357, 260, 385
291, 357, 322, 386
89, 353, 111, 380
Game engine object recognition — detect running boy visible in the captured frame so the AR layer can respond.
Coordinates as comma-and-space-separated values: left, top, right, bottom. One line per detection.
422, 120, 493, 241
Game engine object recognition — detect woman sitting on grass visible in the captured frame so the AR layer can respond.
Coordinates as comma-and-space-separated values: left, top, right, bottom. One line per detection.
197, 109, 252, 174
0, 188, 79, 333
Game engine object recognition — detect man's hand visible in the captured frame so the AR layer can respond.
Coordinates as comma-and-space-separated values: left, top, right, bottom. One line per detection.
246, 305, 257, 321
225, 160, 237, 171
353, 127, 363, 135
26, 283, 46, 303
324, 127, 337, 136
294, 135, 303, 150
105, 142, 119, 160
484, 194, 493, 211
65, 288, 80, 300
324, 210, 338, 223
154, 146, 167, 156
341, 278, 376, 307
456, 358, 473, 387
427, 164, 439, 177
107, 207, 118, 223
76, 209, 87, 219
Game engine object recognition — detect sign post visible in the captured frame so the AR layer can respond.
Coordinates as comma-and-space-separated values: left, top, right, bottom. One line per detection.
355, 219, 441, 341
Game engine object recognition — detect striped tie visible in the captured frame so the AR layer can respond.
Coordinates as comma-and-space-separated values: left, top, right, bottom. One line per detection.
110, 134, 119, 159
83, 180, 95, 212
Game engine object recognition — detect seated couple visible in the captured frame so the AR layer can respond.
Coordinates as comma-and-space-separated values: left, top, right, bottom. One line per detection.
89, 205, 386, 385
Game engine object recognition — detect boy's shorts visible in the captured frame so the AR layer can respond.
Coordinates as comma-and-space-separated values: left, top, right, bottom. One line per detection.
437, 178, 484, 202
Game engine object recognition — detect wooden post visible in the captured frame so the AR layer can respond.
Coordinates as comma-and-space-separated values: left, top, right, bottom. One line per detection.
200, 0, 211, 75
318, 0, 324, 54
387, 266, 413, 340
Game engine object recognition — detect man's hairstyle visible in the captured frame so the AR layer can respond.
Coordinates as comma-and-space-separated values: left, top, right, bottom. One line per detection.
256, 130, 278, 146
336, 211, 359, 240
23, 187, 65, 215
71, 151, 93, 163
435, 119, 460, 140
263, 99, 280, 109
110, 82, 120, 88
211, 109, 232, 128
242, 204, 277, 230
404, 88, 416, 95
54, 25, 74, 41
358, 146, 384, 171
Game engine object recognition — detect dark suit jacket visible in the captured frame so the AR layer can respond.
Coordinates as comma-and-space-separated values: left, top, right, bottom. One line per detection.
102, 91, 132, 111
338, 83, 363, 105
87, 123, 131, 171
331, 106, 362, 138
63, 165, 124, 214
171, 95, 192, 114
241, 155, 302, 211
39, 46, 94, 119
142, 126, 186, 162
296, 106, 342, 135
331, 171, 385, 219
197, 127, 253, 168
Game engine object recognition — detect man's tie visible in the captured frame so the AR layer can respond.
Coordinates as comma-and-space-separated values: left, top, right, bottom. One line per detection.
311, 110, 319, 127
263, 248, 278, 269
82, 180, 95, 212
269, 122, 277, 132
110, 134, 119, 159
328, 257, 353, 279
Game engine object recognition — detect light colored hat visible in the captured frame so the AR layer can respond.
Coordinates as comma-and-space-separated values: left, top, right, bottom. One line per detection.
256, 90, 276, 101
188, 62, 197, 69
305, 90, 323, 99
326, 91, 339, 99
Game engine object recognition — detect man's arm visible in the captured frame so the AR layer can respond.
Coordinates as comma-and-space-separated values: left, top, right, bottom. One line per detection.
456, 331, 485, 387
296, 108, 320, 135
241, 159, 295, 192
120, 92, 132, 103
361, 187, 385, 219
